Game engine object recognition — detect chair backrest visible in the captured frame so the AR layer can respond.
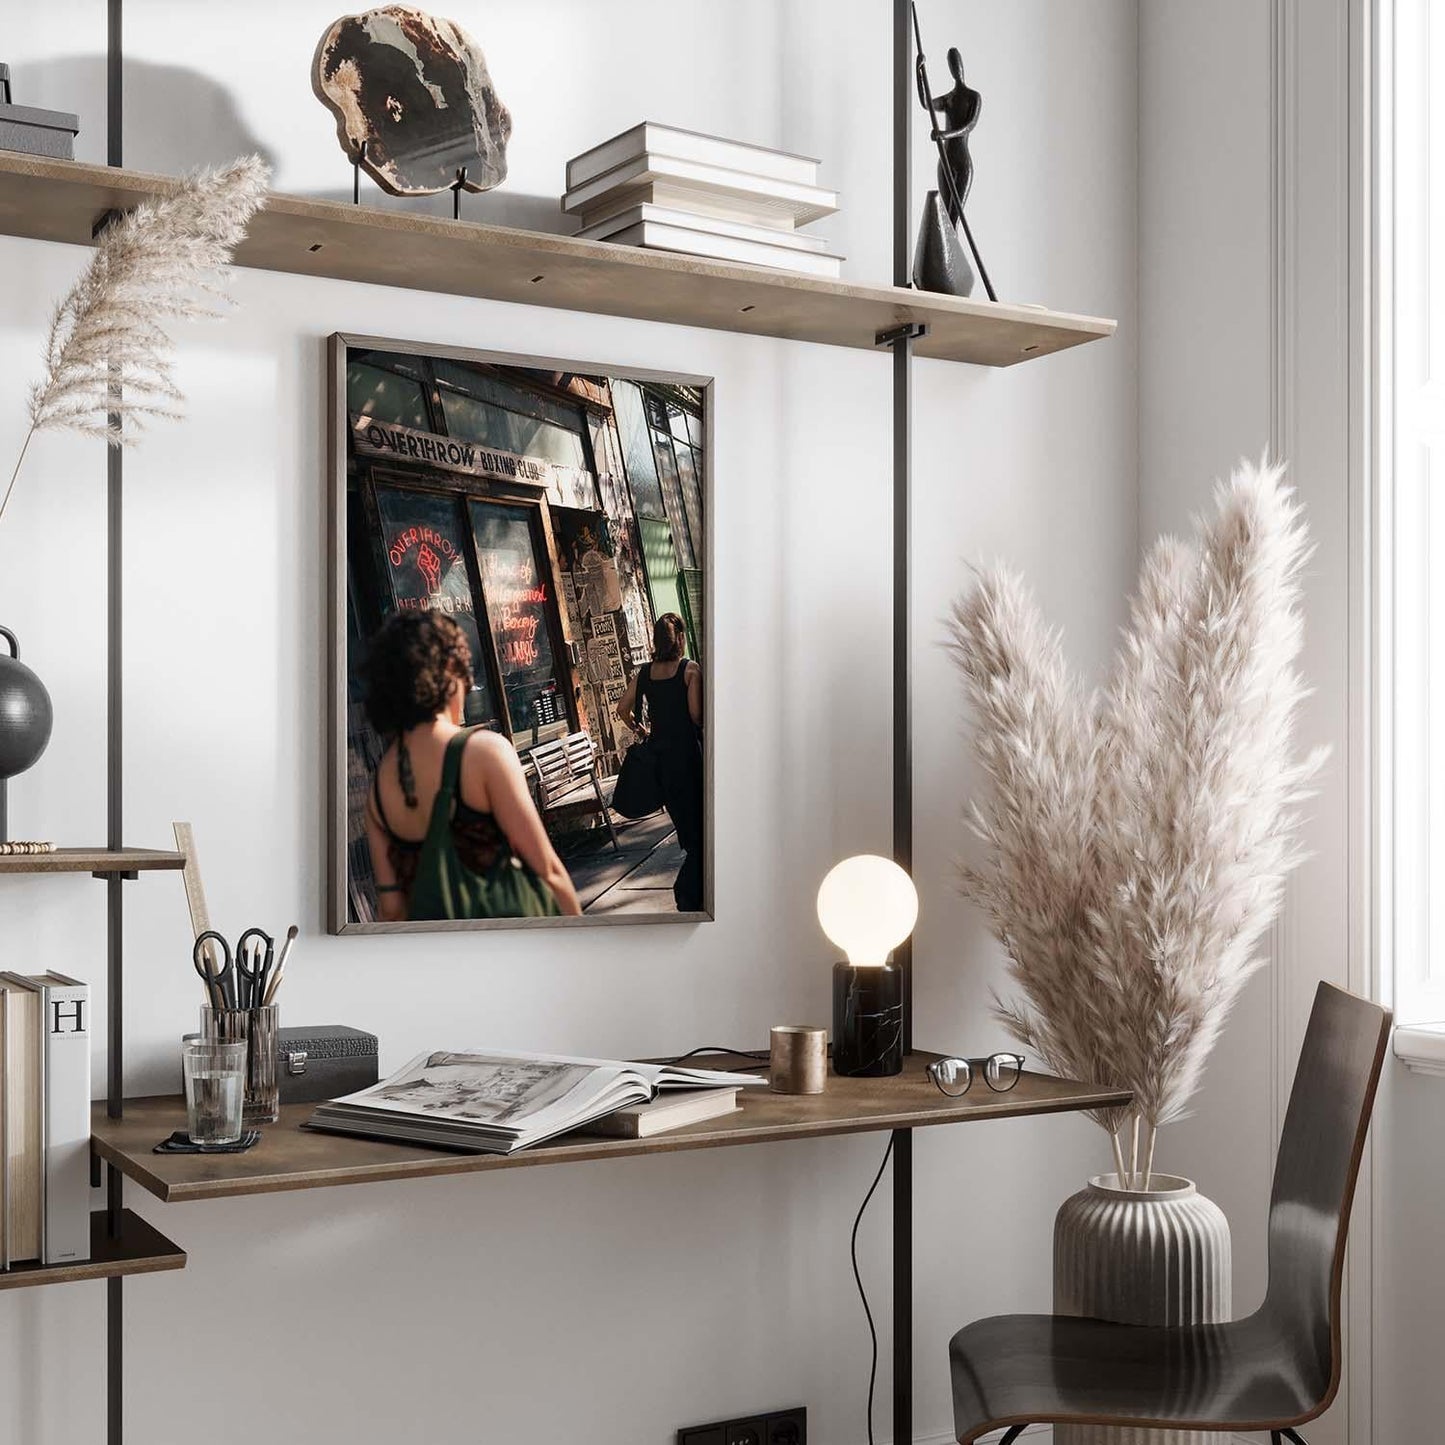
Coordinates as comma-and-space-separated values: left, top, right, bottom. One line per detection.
1263, 982, 1391, 1408
527, 733, 598, 806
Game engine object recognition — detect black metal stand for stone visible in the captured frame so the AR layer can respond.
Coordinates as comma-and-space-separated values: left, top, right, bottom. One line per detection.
351, 138, 368, 205
351, 143, 470, 222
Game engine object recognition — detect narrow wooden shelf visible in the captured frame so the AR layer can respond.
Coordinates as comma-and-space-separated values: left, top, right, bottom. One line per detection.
0, 1210, 185, 1291
90, 1052, 1131, 1204
0, 154, 1117, 368
0, 847, 186, 876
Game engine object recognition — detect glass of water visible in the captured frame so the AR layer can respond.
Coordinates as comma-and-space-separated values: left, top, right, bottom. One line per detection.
182, 1039, 247, 1145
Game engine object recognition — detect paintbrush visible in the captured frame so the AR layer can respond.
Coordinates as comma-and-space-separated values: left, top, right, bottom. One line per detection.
262, 924, 298, 1006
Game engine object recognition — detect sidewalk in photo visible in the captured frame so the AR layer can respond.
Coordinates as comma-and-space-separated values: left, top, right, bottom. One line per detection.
563, 811, 684, 914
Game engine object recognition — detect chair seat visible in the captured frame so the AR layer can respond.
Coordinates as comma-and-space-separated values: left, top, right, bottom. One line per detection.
949, 1309, 1329, 1444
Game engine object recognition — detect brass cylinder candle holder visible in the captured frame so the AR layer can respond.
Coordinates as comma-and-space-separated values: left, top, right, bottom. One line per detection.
770, 1024, 828, 1094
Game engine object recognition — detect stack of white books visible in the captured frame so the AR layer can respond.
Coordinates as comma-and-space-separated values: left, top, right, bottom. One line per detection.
563, 123, 842, 280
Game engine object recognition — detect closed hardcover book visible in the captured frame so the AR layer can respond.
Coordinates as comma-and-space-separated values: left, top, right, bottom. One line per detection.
567, 123, 820, 191
0, 975, 44, 1265
587, 222, 843, 280
577, 1087, 741, 1139
33, 973, 89, 1265
576, 203, 832, 253
562, 156, 839, 228
1, 989, 7, 1268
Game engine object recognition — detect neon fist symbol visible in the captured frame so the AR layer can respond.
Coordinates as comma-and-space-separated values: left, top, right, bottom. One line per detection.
417, 543, 443, 596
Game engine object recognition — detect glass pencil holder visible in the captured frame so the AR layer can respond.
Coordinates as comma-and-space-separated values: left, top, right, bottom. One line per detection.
201, 1004, 280, 1126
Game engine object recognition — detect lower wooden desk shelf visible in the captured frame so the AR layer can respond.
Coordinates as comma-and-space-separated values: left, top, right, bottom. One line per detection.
90, 1052, 1130, 1205
0, 1211, 186, 1291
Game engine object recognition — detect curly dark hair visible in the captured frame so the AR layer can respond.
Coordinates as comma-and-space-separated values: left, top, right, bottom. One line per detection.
363, 610, 473, 737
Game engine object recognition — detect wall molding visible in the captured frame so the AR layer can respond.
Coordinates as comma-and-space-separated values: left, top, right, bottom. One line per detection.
1269, 2, 1378, 1444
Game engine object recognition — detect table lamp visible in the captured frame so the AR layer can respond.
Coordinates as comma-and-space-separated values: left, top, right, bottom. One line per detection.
818, 854, 917, 1077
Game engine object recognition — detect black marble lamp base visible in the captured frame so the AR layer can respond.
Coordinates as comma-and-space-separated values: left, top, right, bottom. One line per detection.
832, 962, 904, 1077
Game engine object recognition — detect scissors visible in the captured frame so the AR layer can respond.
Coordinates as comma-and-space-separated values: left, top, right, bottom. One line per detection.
192, 930, 237, 1011
235, 927, 275, 1009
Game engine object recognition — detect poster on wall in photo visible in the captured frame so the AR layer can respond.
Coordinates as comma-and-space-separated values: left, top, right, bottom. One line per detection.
328, 334, 711, 934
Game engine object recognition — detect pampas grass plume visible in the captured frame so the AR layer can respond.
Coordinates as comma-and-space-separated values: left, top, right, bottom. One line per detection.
948, 458, 1324, 1186
1, 155, 270, 524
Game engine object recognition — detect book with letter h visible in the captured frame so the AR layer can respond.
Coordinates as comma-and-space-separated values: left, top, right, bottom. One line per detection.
1, 972, 90, 1269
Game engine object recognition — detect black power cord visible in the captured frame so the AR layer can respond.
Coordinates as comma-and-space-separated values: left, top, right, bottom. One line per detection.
659, 1044, 892, 1445
658, 1045, 769, 1066
851, 1134, 895, 1445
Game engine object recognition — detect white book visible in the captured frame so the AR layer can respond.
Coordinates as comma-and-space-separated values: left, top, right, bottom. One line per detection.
592, 221, 844, 280
0, 975, 44, 1266
576, 203, 832, 253
562, 155, 839, 228
32, 973, 89, 1266
567, 123, 820, 191
0, 989, 7, 1270
574, 182, 805, 233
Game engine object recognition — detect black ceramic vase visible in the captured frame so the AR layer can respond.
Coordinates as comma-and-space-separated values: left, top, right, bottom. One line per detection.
0, 627, 54, 841
912, 190, 974, 297
832, 962, 904, 1077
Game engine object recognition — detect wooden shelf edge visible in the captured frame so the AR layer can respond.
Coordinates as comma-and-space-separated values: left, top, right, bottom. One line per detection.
0, 1210, 185, 1291
92, 1068, 1134, 1205
0, 847, 187, 875
0, 153, 1118, 368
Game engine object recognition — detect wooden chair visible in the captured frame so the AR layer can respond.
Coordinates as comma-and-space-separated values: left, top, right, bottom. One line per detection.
526, 731, 620, 853
948, 981, 1391, 1445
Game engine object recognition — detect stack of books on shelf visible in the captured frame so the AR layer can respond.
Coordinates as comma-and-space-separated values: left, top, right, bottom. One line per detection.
1, 973, 90, 1269
563, 123, 842, 280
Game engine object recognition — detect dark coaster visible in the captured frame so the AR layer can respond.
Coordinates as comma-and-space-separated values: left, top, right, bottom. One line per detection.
153, 1129, 261, 1155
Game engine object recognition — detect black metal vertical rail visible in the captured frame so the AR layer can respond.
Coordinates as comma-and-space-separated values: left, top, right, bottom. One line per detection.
106, 2, 125, 1442
891, 3, 914, 1445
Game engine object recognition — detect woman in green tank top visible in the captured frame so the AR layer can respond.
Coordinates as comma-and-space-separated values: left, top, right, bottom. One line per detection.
362, 612, 581, 922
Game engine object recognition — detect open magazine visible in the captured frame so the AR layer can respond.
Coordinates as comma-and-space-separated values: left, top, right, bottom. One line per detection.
304, 1050, 766, 1155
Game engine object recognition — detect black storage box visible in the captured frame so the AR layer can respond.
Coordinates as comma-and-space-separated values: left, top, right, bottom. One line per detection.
276, 1026, 379, 1105
0, 66, 79, 160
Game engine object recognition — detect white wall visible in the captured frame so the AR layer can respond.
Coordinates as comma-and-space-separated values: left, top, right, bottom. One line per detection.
0, 4, 1139, 1443
1140, 5, 1371, 1445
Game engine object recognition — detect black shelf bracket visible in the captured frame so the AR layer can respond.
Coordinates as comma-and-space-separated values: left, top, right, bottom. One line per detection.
875, 321, 929, 349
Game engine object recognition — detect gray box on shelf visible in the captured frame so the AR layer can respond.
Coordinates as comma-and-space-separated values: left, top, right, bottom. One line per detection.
276, 1026, 379, 1106
0, 66, 79, 160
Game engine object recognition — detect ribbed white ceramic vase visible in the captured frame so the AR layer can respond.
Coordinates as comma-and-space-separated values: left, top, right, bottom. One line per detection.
1053, 1173, 1231, 1445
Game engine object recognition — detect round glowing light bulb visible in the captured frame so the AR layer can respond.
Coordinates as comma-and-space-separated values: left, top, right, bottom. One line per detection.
816, 854, 918, 967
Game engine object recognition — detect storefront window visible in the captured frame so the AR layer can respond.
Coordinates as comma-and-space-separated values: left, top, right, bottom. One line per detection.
672, 439, 704, 571
434, 361, 590, 469
611, 380, 668, 518
469, 501, 567, 738
348, 360, 431, 429
646, 416, 696, 571
374, 486, 501, 728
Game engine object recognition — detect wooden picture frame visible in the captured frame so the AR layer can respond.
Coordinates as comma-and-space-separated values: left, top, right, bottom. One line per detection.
326, 333, 715, 934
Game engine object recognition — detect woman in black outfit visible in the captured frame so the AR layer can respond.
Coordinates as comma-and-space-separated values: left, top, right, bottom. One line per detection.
617, 613, 705, 912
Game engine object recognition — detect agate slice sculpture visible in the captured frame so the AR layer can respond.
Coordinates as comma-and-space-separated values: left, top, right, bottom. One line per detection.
313, 6, 512, 196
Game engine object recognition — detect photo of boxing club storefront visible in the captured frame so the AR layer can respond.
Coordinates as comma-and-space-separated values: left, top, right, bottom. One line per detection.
341, 342, 708, 925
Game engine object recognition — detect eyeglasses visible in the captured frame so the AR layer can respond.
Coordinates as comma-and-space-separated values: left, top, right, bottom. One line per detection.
926, 1053, 1025, 1097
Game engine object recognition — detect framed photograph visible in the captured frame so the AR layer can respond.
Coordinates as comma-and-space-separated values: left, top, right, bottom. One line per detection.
327, 334, 712, 933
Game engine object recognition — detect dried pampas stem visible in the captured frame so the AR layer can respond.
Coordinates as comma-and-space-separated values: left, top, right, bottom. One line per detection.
950, 457, 1324, 1167
1111, 1131, 1129, 1190
1, 155, 270, 527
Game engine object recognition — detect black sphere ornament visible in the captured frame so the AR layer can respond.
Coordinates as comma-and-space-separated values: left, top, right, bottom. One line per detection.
0, 627, 54, 842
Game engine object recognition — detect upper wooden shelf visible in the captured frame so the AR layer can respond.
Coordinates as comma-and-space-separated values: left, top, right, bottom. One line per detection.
91, 1052, 1130, 1204
0, 1210, 185, 1291
0, 847, 186, 876
0, 154, 1116, 368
